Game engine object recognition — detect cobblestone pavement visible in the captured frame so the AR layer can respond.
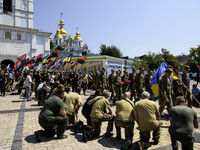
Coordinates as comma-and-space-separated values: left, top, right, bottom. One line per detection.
0, 80, 200, 150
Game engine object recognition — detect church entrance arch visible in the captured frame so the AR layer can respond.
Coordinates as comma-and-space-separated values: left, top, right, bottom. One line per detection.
1, 59, 14, 69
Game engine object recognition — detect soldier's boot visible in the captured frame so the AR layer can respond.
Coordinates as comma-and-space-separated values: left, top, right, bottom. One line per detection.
74, 120, 83, 135
121, 139, 132, 150
116, 128, 121, 140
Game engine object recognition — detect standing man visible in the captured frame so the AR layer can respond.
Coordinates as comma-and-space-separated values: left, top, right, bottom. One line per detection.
99, 68, 107, 92
134, 91, 161, 150
158, 68, 173, 116
34, 71, 41, 98
108, 69, 116, 100
129, 68, 137, 101
0, 70, 6, 96
191, 84, 200, 106
114, 71, 122, 104
35, 89, 68, 141
65, 87, 81, 126
83, 90, 114, 143
25, 72, 34, 101
122, 71, 129, 93
182, 65, 192, 107
169, 96, 199, 150
172, 66, 183, 106
71, 70, 79, 92
115, 92, 134, 150
145, 70, 153, 100
135, 67, 145, 102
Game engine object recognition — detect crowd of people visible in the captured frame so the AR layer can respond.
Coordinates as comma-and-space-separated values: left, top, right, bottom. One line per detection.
0, 64, 199, 150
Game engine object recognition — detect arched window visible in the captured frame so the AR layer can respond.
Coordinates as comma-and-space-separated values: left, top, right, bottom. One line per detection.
3, 0, 12, 13
17, 33, 21, 40
5, 31, 11, 39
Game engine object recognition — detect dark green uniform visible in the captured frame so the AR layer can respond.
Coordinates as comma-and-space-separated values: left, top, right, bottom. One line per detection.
158, 75, 173, 114
99, 72, 107, 92
135, 73, 145, 101
39, 95, 68, 137
114, 75, 122, 104
38, 86, 48, 106
122, 75, 129, 93
108, 73, 116, 100
182, 73, 192, 107
173, 73, 184, 106
129, 72, 137, 100
145, 74, 153, 100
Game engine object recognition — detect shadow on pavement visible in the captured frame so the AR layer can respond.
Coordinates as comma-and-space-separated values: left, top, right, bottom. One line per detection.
24, 134, 54, 143
97, 136, 123, 149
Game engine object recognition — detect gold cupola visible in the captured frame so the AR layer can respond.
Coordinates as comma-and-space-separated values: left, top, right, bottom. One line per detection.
54, 29, 63, 39
74, 28, 82, 41
59, 19, 67, 36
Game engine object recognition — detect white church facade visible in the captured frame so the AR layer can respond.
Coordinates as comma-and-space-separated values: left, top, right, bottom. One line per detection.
0, 0, 51, 69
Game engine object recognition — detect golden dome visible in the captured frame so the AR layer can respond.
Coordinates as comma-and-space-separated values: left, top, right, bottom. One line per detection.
74, 31, 82, 41
59, 19, 67, 36
50, 36, 52, 41
54, 29, 63, 39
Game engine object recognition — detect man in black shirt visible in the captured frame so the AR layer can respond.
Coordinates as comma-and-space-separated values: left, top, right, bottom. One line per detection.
0, 70, 5, 96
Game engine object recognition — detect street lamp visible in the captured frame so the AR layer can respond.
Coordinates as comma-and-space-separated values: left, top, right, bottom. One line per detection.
124, 59, 127, 71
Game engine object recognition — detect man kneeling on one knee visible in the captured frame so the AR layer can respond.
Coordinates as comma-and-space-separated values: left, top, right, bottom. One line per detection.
35, 89, 68, 141
82, 90, 114, 143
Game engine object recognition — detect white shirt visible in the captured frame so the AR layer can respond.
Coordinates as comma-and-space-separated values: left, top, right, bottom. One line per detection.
25, 75, 32, 88
50, 75, 55, 83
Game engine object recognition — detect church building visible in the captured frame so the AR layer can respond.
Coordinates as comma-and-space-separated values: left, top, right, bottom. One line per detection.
53, 15, 91, 56
0, 0, 51, 69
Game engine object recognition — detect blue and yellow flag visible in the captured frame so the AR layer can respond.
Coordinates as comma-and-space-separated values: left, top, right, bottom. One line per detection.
150, 62, 168, 97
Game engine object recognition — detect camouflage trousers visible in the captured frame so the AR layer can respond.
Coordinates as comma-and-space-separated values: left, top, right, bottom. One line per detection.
109, 84, 115, 100
114, 86, 122, 103
130, 87, 136, 101
159, 98, 173, 115
88, 114, 114, 139
140, 122, 161, 149
122, 84, 129, 93
115, 119, 134, 141
35, 83, 39, 98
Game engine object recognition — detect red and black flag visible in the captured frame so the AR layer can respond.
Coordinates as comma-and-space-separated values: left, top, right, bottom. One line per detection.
48, 49, 58, 58
28, 56, 35, 64
78, 57, 86, 64
36, 54, 43, 62
27, 63, 35, 69
17, 54, 26, 62
70, 59, 78, 70
14, 60, 23, 71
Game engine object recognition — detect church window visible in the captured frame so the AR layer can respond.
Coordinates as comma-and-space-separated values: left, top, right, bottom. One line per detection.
5, 31, 11, 39
17, 33, 21, 40
3, 0, 12, 13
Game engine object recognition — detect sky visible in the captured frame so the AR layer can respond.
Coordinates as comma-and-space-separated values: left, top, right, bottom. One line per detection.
34, 0, 200, 58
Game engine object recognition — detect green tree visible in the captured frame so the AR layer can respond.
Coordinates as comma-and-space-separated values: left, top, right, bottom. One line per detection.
50, 40, 54, 49
55, 45, 64, 50
133, 58, 149, 70
142, 52, 163, 70
161, 48, 180, 66
99, 44, 123, 58
187, 45, 200, 72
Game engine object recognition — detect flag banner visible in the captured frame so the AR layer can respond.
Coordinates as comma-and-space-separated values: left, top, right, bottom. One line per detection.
51, 49, 58, 57
14, 60, 21, 68
17, 54, 26, 62
37, 54, 43, 62
42, 54, 50, 64
28, 56, 35, 64
150, 62, 168, 97
70, 59, 78, 70
6, 64, 10, 70
78, 57, 86, 64
63, 54, 73, 64
27, 63, 35, 69
50, 57, 62, 72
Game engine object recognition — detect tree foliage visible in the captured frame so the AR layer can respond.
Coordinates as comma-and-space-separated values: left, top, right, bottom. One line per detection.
55, 45, 64, 50
161, 48, 180, 67
187, 45, 200, 72
99, 44, 123, 58
50, 40, 54, 49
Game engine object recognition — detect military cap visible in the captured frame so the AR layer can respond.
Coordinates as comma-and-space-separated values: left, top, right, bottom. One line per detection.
174, 66, 180, 70
102, 67, 105, 70
58, 84, 64, 88
139, 67, 144, 70
184, 65, 190, 70
132, 67, 136, 71
111, 69, 115, 72
165, 68, 172, 73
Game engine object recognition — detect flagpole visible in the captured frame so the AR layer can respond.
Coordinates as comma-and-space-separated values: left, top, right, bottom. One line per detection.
172, 70, 200, 106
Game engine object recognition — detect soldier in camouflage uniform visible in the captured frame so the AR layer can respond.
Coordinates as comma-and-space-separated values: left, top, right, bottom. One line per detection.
122, 71, 129, 93
158, 68, 173, 115
182, 65, 192, 107
99, 68, 107, 92
145, 71, 153, 100
93, 71, 99, 90
129, 68, 137, 101
172, 66, 184, 106
108, 69, 116, 100
135, 67, 145, 102
113, 71, 122, 104
115, 92, 134, 149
